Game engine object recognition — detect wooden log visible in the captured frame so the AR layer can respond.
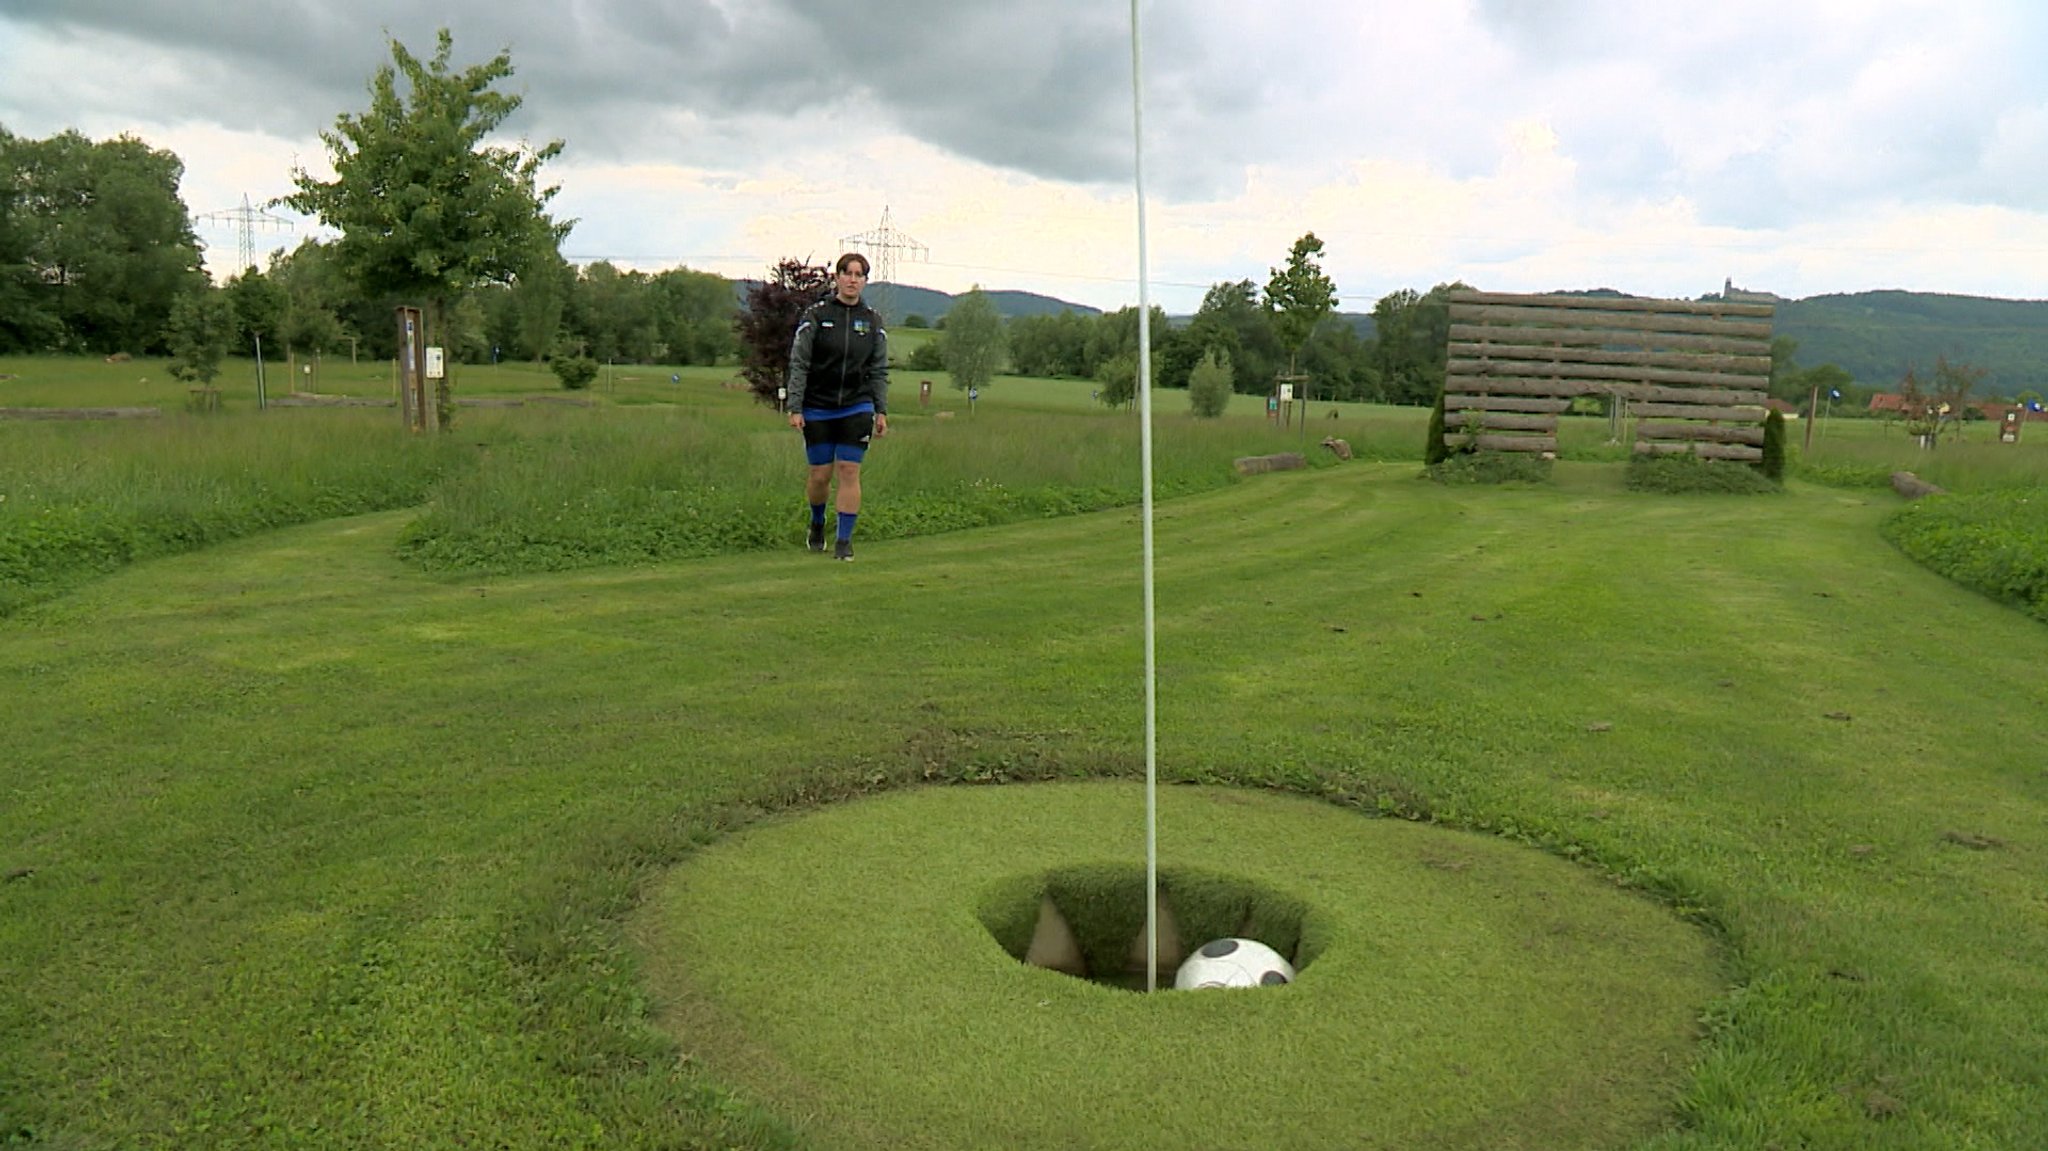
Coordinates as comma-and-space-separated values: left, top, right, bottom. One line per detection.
1617, 384, 1768, 406
1234, 452, 1308, 476
1449, 341, 1771, 375
1449, 324, 1770, 357
1445, 433, 1557, 453
1633, 441, 1765, 462
1443, 394, 1574, 413
1630, 402, 1767, 422
1447, 356, 1767, 391
0, 406, 162, 420
1445, 412, 1557, 432
1451, 377, 1765, 405
1448, 290, 1774, 320
1637, 422, 1767, 445
1449, 303, 1774, 342
1445, 374, 1605, 398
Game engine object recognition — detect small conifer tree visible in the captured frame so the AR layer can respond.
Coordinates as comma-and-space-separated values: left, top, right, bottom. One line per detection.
1424, 390, 1450, 464
1760, 409, 1787, 481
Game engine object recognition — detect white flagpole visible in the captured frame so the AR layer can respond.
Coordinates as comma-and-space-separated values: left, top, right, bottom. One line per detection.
1129, 0, 1159, 994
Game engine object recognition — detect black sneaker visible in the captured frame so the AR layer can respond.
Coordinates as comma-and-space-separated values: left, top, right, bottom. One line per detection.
807, 522, 826, 553
833, 538, 854, 562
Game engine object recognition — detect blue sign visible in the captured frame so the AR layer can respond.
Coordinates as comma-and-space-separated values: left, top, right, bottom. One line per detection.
1829, 389, 1840, 399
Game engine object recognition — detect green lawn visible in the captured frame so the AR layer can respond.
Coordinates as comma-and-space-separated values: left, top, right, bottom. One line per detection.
3, 447, 2046, 1147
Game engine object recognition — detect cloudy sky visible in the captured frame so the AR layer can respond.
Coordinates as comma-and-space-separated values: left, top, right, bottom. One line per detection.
3, 0, 2045, 313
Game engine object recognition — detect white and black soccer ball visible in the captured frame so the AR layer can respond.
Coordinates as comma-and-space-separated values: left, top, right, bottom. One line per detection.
1173, 937, 1295, 990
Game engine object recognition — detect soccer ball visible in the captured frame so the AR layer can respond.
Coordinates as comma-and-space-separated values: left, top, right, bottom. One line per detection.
1173, 937, 1295, 990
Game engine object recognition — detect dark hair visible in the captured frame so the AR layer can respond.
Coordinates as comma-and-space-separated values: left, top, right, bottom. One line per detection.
835, 252, 870, 277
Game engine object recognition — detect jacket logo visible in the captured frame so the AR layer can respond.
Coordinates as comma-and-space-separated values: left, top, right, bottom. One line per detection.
853, 320, 870, 336
820, 320, 837, 329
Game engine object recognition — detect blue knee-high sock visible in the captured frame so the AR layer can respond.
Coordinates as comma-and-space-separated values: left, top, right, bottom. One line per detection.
810, 503, 827, 527
837, 511, 857, 542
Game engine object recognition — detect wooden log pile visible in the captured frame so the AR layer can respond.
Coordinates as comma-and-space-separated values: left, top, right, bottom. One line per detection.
1444, 291, 1774, 460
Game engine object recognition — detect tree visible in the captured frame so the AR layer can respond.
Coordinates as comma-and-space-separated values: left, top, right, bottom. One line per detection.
1187, 348, 1233, 417
163, 286, 238, 387
224, 267, 287, 354
268, 239, 349, 358
1369, 283, 1466, 406
283, 27, 569, 430
651, 266, 736, 365
2, 128, 204, 353
1264, 233, 1337, 380
940, 286, 1005, 394
1189, 280, 1281, 394
1096, 350, 1139, 409
736, 257, 828, 408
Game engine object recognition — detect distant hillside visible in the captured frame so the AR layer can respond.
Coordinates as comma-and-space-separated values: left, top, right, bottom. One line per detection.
1774, 291, 2048, 396
864, 283, 1102, 325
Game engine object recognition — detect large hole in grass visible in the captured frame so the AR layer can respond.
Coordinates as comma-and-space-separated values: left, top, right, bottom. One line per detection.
977, 863, 1320, 991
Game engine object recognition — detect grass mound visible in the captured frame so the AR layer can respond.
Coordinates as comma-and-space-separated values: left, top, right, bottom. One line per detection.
1881, 488, 2048, 621
635, 782, 1723, 1151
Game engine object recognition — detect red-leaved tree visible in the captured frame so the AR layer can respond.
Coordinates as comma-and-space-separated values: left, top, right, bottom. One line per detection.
735, 258, 829, 408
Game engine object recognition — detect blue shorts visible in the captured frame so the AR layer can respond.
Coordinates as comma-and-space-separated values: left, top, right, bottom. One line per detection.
802, 408, 875, 466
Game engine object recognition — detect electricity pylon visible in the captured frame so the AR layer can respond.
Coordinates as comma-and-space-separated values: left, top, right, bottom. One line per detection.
839, 205, 927, 285
198, 194, 293, 276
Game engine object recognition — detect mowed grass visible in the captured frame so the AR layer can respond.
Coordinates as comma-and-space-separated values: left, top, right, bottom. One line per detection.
1, 435, 2046, 1148
638, 783, 1723, 1150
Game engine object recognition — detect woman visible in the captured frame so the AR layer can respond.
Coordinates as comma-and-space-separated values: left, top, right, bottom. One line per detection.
786, 252, 890, 561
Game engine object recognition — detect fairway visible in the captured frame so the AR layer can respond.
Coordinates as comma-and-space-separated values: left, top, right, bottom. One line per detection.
3, 461, 2046, 1148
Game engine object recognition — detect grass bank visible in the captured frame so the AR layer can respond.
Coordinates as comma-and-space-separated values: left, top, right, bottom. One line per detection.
3, 466, 2045, 1147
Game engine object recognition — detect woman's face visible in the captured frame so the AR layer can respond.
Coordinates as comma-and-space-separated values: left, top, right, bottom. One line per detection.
835, 263, 867, 303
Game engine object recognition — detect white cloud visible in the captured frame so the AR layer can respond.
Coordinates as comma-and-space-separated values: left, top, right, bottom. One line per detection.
3, 0, 2046, 308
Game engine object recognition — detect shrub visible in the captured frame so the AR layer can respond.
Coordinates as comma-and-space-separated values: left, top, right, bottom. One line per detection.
1759, 410, 1786, 481
1187, 349, 1233, 418
1425, 451, 1551, 485
905, 342, 945, 372
1626, 452, 1782, 494
551, 356, 599, 390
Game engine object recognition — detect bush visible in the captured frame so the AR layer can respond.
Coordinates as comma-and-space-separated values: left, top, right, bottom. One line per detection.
1625, 452, 1782, 494
1759, 410, 1786, 481
1187, 349, 1233, 418
1424, 451, 1551, 485
905, 342, 945, 372
551, 356, 600, 390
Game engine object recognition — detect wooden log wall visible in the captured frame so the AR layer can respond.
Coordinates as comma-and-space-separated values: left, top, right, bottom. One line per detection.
1443, 291, 1774, 460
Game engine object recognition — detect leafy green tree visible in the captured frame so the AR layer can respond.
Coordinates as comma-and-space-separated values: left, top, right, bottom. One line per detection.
902, 314, 930, 329
1264, 232, 1337, 380
269, 240, 348, 357
736, 257, 828, 408
2, 128, 204, 353
224, 267, 287, 354
1370, 283, 1466, 405
1096, 350, 1139, 409
1187, 348, 1233, 417
651, 266, 736, 365
163, 286, 239, 386
283, 27, 569, 429
940, 287, 1006, 394
1189, 280, 1282, 394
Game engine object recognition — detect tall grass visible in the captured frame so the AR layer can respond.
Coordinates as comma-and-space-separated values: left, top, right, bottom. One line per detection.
393, 408, 1321, 573
0, 411, 460, 615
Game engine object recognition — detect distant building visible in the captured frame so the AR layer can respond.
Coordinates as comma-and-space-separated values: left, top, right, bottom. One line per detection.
1720, 278, 1783, 304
